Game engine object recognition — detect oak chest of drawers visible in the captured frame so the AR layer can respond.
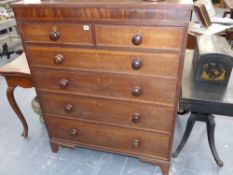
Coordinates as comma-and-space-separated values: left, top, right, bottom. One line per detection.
12, 1, 192, 174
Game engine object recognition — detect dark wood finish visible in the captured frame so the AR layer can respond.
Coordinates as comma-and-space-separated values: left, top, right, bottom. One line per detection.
0, 54, 33, 137
12, 1, 192, 174
12, 0, 192, 22
39, 92, 175, 133
25, 46, 181, 78
46, 116, 171, 160
31, 68, 178, 105
20, 23, 94, 45
95, 25, 183, 50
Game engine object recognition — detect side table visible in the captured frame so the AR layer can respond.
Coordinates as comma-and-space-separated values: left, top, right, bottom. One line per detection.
173, 50, 233, 167
0, 54, 32, 137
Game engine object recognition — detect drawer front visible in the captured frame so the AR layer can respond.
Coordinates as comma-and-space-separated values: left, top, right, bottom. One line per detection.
19, 23, 93, 45
32, 69, 177, 105
46, 116, 170, 160
25, 46, 180, 77
96, 25, 183, 50
39, 92, 174, 133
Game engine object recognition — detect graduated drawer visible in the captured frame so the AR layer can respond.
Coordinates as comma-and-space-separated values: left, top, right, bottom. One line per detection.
19, 23, 93, 45
46, 116, 170, 160
32, 68, 177, 105
95, 25, 183, 50
25, 45, 180, 78
39, 92, 174, 133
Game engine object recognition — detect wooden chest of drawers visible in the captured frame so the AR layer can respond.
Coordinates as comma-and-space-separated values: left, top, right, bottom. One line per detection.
12, 1, 192, 174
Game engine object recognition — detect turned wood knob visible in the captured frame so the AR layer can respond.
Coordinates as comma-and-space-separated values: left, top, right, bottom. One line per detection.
132, 86, 142, 97
49, 31, 60, 41
60, 79, 69, 89
64, 104, 73, 113
132, 114, 141, 123
132, 59, 142, 70
132, 33, 143, 46
69, 128, 78, 136
53, 54, 64, 65
132, 139, 140, 149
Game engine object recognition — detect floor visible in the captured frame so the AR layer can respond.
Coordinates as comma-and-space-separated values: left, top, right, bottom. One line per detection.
1, 60, 233, 175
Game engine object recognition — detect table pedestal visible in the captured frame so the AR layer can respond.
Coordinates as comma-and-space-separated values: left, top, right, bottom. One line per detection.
173, 112, 224, 167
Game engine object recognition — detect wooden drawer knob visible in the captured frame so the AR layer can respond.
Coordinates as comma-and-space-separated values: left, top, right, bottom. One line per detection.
132, 33, 143, 46
53, 54, 64, 65
60, 79, 69, 89
69, 128, 78, 136
132, 114, 141, 123
64, 104, 73, 113
132, 86, 142, 97
49, 31, 60, 41
132, 139, 141, 149
132, 59, 142, 70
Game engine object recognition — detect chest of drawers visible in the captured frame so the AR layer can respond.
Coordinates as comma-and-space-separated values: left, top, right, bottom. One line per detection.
12, 1, 192, 174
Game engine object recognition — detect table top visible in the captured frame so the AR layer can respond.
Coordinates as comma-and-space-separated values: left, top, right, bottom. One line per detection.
181, 50, 233, 115
0, 53, 30, 75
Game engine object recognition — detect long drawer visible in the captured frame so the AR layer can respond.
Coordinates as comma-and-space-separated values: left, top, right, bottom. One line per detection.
39, 92, 174, 133
46, 116, 170, 160
19, 23, 93, 45
32, 68, 177, 105
25, 46, 180, 77
96, 25, 184, 50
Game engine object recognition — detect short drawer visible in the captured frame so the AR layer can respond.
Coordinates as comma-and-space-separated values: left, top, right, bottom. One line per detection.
32, 69, 177, 105
46, 116, 170, 160
39, 92, 175, 133
25, 45, 180, 77
96, 25, 183, 50
19, 23, 93, 45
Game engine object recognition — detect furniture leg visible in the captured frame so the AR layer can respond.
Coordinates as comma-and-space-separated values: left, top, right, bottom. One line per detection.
7, 86, 28, 137
206, 115, 224, 167
140, 157, 170, 175
160, 163, 170, 175
172, 114, 196, 157
50, 142, 59, 153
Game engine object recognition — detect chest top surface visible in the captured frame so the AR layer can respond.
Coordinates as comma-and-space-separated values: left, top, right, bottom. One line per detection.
12, 0, 193, 7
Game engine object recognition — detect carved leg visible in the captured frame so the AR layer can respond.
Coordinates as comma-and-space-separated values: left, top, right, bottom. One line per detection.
172, 114, 196, 157
206, 115, 224, 167
7, 86, 28, 137
50, 142, 59, 153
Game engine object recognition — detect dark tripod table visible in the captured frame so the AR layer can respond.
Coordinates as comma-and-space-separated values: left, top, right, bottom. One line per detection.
172, 50, 233, 167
